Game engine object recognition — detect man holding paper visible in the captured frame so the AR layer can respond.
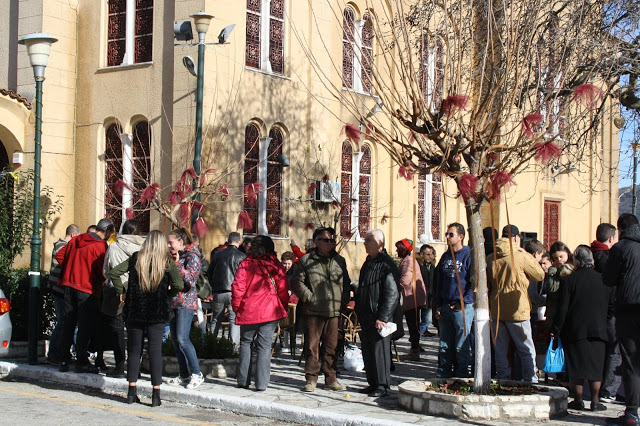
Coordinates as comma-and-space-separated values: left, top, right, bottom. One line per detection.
354, 229, 400, 397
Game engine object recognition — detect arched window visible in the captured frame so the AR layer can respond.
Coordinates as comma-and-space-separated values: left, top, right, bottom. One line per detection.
131, 121, 151, 232
340, 141, 353, 236
107, 0, 153, 67
243, 123, 260, 234
342, 8, 355, 89
266, 127, 284, 235
245, 0, 285, 75
105, 123, 123, 230
419, 34, 444, 112
358, 145, 372, 236
417, 165, 442, 241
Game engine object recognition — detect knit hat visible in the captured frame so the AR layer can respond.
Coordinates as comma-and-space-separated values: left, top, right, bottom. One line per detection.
397, 238, 413, 252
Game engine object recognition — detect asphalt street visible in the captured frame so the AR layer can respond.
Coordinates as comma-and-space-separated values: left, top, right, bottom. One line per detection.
0, 378, 295, 425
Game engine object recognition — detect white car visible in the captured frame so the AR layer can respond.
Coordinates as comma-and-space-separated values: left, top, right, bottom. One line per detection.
0, 289, 11, 357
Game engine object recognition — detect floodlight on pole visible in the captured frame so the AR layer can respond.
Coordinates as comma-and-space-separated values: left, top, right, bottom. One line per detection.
18, 32, 58, 365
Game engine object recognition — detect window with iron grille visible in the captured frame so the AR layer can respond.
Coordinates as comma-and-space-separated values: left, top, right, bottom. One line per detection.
107, 0, 153, 67
131, 121, 151, 232
342, 8, 374, 94
417, 164, 442, 241
340, 141, 374, 239
358, 145, 372, 236
245, 0, 285, 75
243, 123, 260, 234
543, 200, 560, 250
419, 34, 444, 112
105, 123, 124, 230
266, 127, 284, 235
340, 141, 353, 236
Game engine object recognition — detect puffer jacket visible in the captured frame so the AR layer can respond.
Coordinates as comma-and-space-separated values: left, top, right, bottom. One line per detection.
355, 249, 400, 330
232, 254, 289, 325
604, 224, 640, 312
101, 234, 146, 316
291, 249, 350, 318
487, 238, 545, 321
398, 255, 427, 311
170, 245, 201, 310
208, 245, 246, 293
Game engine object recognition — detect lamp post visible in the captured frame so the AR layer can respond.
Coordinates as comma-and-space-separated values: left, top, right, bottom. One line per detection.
190, 12, 213, 179
632, 142, 639, 218
18, 33, 58, 365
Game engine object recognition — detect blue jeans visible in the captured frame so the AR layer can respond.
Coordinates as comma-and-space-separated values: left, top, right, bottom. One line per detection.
48, 292, 65, 359
419, 307, 433, 334
170, 308, 200, 377
437, 303, 474, 378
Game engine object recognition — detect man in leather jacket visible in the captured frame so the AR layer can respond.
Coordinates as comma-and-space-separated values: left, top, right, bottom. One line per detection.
207, 232, 246, 345
354, 229, 400, 397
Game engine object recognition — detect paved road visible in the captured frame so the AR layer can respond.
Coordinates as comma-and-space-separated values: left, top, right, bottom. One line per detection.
0, 378, 294, 425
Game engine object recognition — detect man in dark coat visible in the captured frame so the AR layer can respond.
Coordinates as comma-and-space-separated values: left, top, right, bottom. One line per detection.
591, 223, 623, 404
418, 244, 437, 336
354, 229, 400, 398
604, 214, 640, 426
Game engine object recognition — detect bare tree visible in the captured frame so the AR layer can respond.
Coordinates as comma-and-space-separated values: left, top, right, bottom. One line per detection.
300, 0, 637, 392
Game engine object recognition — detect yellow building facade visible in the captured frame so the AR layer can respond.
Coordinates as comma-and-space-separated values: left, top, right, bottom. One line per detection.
0, 0, 619, 276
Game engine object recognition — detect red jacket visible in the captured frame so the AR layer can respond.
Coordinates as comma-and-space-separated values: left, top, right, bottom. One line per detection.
232, 254, 289, 325
55, 233, 108, 296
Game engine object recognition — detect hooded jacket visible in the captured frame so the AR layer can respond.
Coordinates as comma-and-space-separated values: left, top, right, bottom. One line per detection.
398, 255, 427, 311
101, 234, 146, 316
590, 240, 610, 273
604, 224, 640, 312
291, 249, 351, 318
55, 233, 108, 296
487, 238, 545, 321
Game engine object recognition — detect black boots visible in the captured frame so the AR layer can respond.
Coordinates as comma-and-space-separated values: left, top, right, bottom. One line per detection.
126, 386, 140, 404
151, 388, 161, 407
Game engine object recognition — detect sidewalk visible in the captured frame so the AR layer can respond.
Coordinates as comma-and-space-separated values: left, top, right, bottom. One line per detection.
0, 332, 625, 425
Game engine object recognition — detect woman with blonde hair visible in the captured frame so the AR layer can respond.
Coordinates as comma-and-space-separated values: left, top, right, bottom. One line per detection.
109, 230, 184, 407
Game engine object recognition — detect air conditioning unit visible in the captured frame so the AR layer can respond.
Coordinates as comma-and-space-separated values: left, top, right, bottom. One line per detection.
313, 180, 340, 203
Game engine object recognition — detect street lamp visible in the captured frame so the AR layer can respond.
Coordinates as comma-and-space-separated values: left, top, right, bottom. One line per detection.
18, 33, 58, 365
632, 142, 639, 218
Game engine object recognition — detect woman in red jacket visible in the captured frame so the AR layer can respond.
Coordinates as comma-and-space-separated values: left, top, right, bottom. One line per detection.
232, 235, 289, 391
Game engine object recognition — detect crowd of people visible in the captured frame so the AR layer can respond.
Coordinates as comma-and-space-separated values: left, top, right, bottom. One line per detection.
44, 215, 639, 425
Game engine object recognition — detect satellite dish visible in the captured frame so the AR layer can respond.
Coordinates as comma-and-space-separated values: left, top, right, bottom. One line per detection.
183, 56, 197, 77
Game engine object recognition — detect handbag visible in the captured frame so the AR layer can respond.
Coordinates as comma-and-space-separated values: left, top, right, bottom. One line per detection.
543, 337, 566, 373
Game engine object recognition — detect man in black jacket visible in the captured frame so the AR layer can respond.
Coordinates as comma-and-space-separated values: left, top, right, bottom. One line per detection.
354, 229, 400, 398
604, 214, 640, 426
207, 232, 246, 346
418, 244, 437, 336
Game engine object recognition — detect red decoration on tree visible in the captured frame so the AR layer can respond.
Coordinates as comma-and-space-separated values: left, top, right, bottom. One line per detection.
491, 171, 516, 201
365, 122, 375, 135
573, 84, 602, 109
115, 179, 132, 196
521, 113, 544, 138
199, 168, 216, 185
140, 183, 160, 206
533, 141, 562, 165
217, 184, 230, 197
321, 174, 329, 183
398, 165, 414, 181
288, 220, 295, 227
458, 174, 480, 201
237, 211, 253, 230
342, 230, 354, 239
442, 94, 469, 115
304, 222, 315, 231
167, 191, 183, 205
180, 203, 191, 225
182, 167, 197, 180
125, 207, 135, 220
192, 217, 210, 238
192, 201, 204, 214
307, 182, 317, 196
343, 123, 362, 143
244, 182, 262, 206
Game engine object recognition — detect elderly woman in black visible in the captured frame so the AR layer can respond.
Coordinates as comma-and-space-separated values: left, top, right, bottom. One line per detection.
551, 245, 609, 412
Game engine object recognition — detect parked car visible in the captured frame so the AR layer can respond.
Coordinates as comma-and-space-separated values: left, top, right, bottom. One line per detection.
0, 289, 11, 357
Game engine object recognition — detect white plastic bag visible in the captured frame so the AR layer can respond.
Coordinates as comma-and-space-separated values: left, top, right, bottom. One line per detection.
343, 343, 364, 372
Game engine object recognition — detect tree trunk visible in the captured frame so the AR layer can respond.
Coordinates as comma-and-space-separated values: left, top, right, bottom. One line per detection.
466, 201, 491, 394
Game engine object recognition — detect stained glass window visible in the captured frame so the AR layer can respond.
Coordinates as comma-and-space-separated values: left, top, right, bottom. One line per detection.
107, 0, 153, 66
342, 8, 355, 89
361, 13, 374, 93
134, 0, 153, 63
417, 163, 427, 236
266, 127, 284, 235
340, 141, 353, 236
131, 121, 151, 232
243, 123, 260, 234
358, 145, 372, 237
107, 0, 127, 66
246, 0, 285, 74
246, 1, 261, 69
431, 172, 442, 240
105, 123, 123, 230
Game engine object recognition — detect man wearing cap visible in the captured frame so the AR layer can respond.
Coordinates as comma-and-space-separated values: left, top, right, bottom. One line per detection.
487, 224, 545, 382
395, 238, 427, 360
55, 218, 115, 373
291, 227, 351, 392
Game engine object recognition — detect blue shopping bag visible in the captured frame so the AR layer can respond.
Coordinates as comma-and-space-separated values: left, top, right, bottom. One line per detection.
543, 337, 566, 373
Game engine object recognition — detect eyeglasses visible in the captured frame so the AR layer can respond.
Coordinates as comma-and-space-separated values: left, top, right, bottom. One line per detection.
446, 232, 456, 238
316, 238, 335, 243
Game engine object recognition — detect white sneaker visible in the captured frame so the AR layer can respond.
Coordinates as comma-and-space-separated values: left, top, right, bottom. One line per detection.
167, 375, 190, 386
186, 372, 204, 389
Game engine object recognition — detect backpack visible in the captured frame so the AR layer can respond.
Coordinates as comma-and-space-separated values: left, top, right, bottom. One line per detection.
196, 272, 212, 300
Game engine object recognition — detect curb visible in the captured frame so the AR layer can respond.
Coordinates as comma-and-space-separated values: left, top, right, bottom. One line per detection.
0, 361, 412, 426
